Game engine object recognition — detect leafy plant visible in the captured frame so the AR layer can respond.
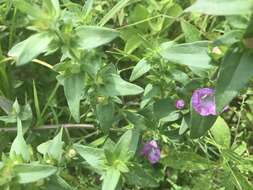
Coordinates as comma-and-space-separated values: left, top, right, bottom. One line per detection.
0, 0, 253, 189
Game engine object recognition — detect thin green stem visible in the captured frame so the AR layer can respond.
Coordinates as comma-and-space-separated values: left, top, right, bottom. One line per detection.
39, 82, 61, 123
116, 14, 179, 30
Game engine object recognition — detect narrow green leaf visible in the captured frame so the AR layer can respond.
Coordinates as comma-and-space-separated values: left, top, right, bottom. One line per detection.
215, 50, 253, 112
185, 0, 253, 15
179, 116, 190, 135
99, 0, 130, 26
8, 32, 54, 65
102, 168, 120, 190
0, 96, 12, 114
47, 128, 64, 161
141, 84, 160, 108
10, 118, 30, 162
96, 101, 115, 132
43, 0, 60, 18
130, 59, 151, 82
113, 130, 139, 162
14, 164, 57, 184
13, 0, 45, 19
83, 0, 93, 18
63, 73, 84, 122
33, 80, 41, 121
75, 26, 119, 49
74, 144, 106, 171
244, 15, 253, 39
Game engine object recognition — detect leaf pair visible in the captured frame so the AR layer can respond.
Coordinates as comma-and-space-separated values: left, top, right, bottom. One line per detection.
74, 129, 139, 190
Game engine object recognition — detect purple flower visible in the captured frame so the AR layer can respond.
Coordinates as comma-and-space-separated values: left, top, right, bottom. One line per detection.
175, 99, 185, 109
191, 88, 216, 116
141, 140, 161, 164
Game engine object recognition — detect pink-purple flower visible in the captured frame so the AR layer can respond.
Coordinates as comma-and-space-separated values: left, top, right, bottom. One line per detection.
175, 99, 185, 109
191, 88, 216, 116
141, 140, 161, 164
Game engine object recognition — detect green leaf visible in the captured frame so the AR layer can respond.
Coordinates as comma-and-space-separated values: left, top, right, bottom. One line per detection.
83, 0, 93, 18
45, 175, 73, 190
63, 73, 84, 122
99, 0, 130, 26
10, 118, 30, 162
210, 117, 231, 148
244, 15, 253, 38
161, 150, 214, 171
43, 0, 60, 18
33, 80, 41, 121
121, 28, 143, 54
74, 144, 106, 171
8, 32, 54, 66
231, 167, 253, 190
124, 35, 142, 54
37, 140, 53, 155
130, 59, 151, 82
185, 0, 253, 15
154, 98, 176, 119
181, 20, 201, 42
13, 164, 57, 184
215, 50, 253, 112
75, 26, 119, 49
124, 111, 147, 131
0, 96, 13, 114
96, 101, 115, 132
141, 84, 160, 108
128, 4, 149, 31
190, 106, 217, 138
160, 41, 212, 69
0, 100, 32, 124
179, 116, 190, 135
113, 130, 139, 162
102, 168, 120, 190
47, 128, 64, 161
13, 0, 45, 19
163, 3, 183, 30
124, 165, 159, 188
98, 74, 143, 96
214, 30, 243, 46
